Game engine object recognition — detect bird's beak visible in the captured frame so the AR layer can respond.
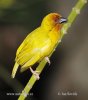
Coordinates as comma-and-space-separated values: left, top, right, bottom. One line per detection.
59, 17, 67, 23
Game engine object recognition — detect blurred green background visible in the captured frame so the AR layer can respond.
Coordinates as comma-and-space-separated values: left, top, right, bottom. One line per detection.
0, 0, 88, 100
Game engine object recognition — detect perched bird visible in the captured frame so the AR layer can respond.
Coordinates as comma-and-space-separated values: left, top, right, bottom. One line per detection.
11, 13, 67, 79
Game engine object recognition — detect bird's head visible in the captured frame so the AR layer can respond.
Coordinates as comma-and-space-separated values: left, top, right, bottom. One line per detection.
41, 13, 67, 31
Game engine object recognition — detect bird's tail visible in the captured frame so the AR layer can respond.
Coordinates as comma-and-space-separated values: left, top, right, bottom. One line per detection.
11, 62, 19, 78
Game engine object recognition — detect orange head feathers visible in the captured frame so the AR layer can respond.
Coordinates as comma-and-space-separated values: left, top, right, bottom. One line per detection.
41, 13, 67, 31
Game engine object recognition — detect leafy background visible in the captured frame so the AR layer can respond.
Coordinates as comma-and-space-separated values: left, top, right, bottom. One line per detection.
0, 0, 88, 100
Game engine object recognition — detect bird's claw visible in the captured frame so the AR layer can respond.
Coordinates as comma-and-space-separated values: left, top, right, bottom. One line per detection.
45, 57, 51, 65
30, 67, 40, 80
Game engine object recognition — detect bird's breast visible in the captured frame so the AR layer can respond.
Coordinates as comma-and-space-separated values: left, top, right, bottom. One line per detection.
48, 24, 62, 44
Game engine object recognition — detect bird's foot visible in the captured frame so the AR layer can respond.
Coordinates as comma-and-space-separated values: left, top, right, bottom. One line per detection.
45, 57, 51, 65
29, 67, 40, 80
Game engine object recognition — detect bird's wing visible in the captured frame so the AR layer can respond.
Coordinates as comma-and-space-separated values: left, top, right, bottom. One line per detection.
16, 37, 51, 64
15, 28, 52, 67
15, 27, 40, 61
20, 38, 52, 72
20, 52, 40, 72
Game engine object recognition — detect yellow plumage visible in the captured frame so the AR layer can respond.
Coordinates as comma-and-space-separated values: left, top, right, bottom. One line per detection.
11, 13, 67, 78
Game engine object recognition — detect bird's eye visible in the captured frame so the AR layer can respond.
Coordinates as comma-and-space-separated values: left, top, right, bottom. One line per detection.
54, 16, 59, 22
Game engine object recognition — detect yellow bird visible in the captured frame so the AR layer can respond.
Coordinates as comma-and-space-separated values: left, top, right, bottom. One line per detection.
11, 13, 67, 79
